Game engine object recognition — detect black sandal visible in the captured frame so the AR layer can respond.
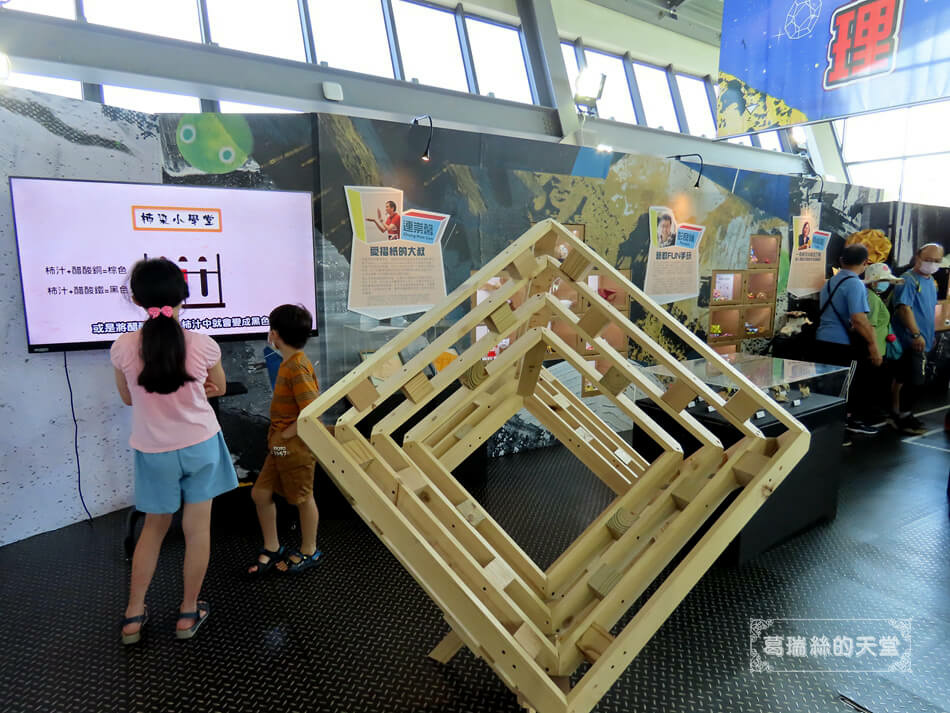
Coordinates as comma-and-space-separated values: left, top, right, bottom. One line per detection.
120, 605, 148, 645
175, 601, 210, 640
244, 545, 285, 579
279, 549, 323, 575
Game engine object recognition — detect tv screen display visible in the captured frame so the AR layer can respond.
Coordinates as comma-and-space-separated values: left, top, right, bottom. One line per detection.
10, 178, 317, 352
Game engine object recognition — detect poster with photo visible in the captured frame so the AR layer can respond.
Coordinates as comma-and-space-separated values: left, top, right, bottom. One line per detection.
644, 206, 705, 304
788, 213, 829, 297
345, 186, 450, 319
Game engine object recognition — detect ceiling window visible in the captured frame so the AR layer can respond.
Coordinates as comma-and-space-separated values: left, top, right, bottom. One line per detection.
204, 0, 306, 62
465, 17, 532, 104
1, 0, 75, 19
101, 85, 201, 114
675, 74, 715, 138
83, 0, 201, 43
631, 62, 679, 132
757, 130, 783, 152
846, 160, 903, 200
391, 1, 468, 92
727, 135, 753, 146
307, 0, 394, 78
839, 108, 908, 163
4, 71, 82, 99
583, 50, 635, 124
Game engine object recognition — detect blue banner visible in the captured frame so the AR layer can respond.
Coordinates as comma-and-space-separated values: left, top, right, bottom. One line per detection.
718, 0, 950, 135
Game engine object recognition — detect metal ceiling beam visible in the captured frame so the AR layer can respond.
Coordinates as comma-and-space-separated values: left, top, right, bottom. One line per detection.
0, 8, 807, 175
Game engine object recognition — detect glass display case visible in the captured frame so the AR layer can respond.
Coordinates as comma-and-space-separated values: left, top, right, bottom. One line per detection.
711, 270, 744, 306
748, 234, 780, 269
745, 269, 777, 304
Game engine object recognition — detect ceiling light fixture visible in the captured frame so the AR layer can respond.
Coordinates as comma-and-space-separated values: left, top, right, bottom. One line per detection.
573, 67, 606, 116
667, 153, 705, 189
411, 114, 433, 162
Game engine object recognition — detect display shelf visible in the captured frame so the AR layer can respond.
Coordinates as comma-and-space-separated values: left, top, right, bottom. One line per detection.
749, 234, 780, 269
711, 342, 739, 356
711, 270, 744, 306
744, 269, 777, 304
743, 305, 774, 338
708, 306, 742, 342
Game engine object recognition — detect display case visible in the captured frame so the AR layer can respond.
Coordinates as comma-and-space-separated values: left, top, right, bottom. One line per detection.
748, 234, 780, 269
743, 305, 774, 338
708, 306, 742, 342
744, 269, 777, 304
711, 270, 744, 306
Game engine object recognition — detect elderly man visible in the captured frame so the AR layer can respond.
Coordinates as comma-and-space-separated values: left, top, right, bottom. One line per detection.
889, 242, 946, 435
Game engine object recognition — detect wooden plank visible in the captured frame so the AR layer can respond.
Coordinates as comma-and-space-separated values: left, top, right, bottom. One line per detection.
733, 451, 773, 487
484, 557, 517, 590
342, 438, 376, 468
486, 302, 518, 334
442, 394, 523, 472
458, 498, 486, 527
429, 629, 464, 663
577, 308, 610, 339
599, 366, 631, 396
345, 378, 379, 411
661, 379, 696, 412
576, 623, 614, 664
513, 622, 546, 661
508, 250, 540, 281
588, 564, 622, 599
560, 249, 592, 281
723, 389, 759, 423
670, 469, 711, 510
401, 372, 434, 404
517, 341, 549, 397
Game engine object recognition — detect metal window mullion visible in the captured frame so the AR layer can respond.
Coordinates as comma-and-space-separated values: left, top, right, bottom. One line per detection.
778, 128, 794, 153
666, 64, 688, 134
75, 0, 104, 101
196, 0, 213, 44
518, 25, 540, 105
455, 4, 479, 95
297, 0, 317, 64
623, 53, 647, 126
381, 0, 405, 81
704, 73, 719, 135
749, 133, 762, 148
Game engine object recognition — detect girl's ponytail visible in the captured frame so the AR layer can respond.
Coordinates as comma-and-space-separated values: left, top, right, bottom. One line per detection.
129, 259, 195, 394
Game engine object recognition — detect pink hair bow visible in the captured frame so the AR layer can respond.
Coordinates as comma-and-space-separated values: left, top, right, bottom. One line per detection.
146, 306, 174, 319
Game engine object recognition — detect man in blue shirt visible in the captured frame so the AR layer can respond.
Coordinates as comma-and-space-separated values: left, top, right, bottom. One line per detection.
816, 244, 882, 437
889, 242, 945, 435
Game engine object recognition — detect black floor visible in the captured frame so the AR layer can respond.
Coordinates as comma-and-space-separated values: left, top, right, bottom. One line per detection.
1, 408, 948, 713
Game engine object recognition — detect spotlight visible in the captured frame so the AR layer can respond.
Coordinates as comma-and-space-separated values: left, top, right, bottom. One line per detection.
595, 144, 613, 153
573, 67, 606, 116
411, 114, 433, 163
666, 153, 705, 189
0, 52, 10, 82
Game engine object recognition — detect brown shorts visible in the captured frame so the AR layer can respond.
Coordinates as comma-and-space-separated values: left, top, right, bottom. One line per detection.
255, 434, 317, 505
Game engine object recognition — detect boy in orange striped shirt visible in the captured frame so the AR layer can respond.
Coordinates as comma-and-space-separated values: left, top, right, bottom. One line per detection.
246, 305, 322, 576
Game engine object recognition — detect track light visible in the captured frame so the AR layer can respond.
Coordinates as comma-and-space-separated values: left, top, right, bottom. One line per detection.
667, 153, 704, 189
411, 114, 433, 163
573, 67, 606, 116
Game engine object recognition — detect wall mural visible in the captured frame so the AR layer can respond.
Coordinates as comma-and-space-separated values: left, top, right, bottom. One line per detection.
0, 85, 883, 544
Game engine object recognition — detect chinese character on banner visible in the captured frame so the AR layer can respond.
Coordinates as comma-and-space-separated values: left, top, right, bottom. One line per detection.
418, 246, 425, 256
810, 636, 832, 657
92, 323, 105, 335
764, 636, 785, 657
786, 636, 807, 657
203, 214, 215, 226
833, 635, 855, 657
879, 636, 900, 656
188, 214, 200, 226
825, 0, 904, 89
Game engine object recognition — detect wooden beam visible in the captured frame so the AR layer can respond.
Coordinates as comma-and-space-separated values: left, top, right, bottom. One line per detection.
428, 629, 464, 664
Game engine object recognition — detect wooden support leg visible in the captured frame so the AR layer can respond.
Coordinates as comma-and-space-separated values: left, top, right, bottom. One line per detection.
428, 629, 465, 664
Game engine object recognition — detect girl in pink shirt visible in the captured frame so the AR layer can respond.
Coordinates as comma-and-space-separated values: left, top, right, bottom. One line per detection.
112, 258, 237, 644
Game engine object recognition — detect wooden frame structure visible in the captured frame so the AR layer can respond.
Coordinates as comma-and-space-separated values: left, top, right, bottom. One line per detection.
298, 220, 810, 713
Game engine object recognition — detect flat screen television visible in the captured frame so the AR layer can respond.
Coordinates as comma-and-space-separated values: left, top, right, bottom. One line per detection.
10, 177, 317, 352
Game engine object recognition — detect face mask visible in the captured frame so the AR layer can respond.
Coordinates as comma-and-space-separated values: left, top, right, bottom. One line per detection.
875, 281, 890, 292
918, 261, 940, 276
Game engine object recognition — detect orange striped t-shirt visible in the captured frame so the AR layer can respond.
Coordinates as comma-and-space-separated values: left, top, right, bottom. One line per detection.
269, 351, 320, 436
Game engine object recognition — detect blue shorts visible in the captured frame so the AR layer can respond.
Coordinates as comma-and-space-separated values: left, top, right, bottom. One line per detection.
134, 432, 239, 513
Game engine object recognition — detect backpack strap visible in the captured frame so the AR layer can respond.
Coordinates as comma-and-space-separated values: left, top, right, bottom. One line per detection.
821, 273, 860, 333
